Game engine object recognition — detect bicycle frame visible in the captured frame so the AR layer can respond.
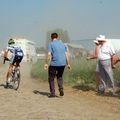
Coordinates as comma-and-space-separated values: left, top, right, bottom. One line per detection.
6, 65, 21, 90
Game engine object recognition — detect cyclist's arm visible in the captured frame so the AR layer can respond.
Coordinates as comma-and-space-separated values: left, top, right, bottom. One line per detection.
3, 49, 8, 64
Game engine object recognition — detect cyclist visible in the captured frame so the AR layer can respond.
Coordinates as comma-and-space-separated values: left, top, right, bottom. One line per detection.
4, 38, 24, 88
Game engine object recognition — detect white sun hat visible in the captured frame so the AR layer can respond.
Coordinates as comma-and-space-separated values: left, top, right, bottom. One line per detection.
96, 35, 106, 41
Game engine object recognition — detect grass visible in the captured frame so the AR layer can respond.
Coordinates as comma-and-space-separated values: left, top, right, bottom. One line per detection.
31, 59, 96, 86
30, 59, 48, 81
31, 59, 120, 89
113, 64, 120, 87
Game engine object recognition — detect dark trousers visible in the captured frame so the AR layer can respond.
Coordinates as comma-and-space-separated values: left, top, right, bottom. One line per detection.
48, 66, 65, 95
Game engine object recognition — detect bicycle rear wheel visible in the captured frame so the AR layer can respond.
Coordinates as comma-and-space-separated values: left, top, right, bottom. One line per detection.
13, 69, 21, 90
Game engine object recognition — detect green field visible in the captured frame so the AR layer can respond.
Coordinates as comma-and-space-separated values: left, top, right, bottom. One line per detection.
31, 59, 120, 90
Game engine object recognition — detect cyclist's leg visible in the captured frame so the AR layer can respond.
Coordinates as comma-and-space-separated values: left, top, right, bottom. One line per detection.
15, 62, 20, 69
15, 62, 20, 76
8, 64, 13, 77
7, 55, 15, 83
5, 63, 13, 88
15, 56, 23, 77
5, 62, 14, 88
15, 56, 23, 70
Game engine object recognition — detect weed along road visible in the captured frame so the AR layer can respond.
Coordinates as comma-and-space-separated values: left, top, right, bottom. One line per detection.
0, 63, 120, 120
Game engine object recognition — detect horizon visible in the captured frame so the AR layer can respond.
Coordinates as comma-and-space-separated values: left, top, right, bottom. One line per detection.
0, 0, 120, 50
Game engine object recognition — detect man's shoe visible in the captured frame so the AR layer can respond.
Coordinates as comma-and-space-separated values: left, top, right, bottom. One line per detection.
97, 89, 105, 95
60, 90, 64, 96
48, 94, 55, 98
108, 90, 114, 96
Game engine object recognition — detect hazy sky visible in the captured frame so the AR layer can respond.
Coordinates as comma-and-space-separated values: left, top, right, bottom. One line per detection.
0, 0, 120, 49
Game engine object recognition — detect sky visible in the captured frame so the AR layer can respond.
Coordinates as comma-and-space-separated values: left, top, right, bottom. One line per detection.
0, 0, 120, 50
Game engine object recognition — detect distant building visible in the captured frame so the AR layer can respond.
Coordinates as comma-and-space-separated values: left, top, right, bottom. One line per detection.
70, 39, 95, 51
71, 39, 120, 55
107, 39, 120, 54
11, 38, 37, 62
65, 43, 88, 59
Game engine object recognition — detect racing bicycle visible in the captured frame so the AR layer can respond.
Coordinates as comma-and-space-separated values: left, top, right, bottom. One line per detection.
5, 64, 21, 90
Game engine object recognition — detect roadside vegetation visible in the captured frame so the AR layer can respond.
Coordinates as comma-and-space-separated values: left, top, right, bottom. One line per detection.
31, 59, 120, 89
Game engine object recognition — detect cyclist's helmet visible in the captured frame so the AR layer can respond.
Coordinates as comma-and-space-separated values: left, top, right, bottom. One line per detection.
8, 38, 15, 45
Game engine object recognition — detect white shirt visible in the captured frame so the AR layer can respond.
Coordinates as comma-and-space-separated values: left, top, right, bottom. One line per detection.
98, 42, 115, 60
6, 44, 23, 59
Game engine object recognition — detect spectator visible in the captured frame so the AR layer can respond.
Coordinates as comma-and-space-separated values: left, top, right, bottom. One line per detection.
97, 35, 115, 95
86, 40, 101, 90
44, 33, 71, 98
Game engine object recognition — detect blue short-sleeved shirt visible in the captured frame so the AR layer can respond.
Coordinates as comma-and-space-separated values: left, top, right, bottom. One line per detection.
48, 40, 67, 66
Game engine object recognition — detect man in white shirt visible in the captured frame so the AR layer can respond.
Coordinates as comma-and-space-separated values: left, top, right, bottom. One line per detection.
97, 35, 115, 95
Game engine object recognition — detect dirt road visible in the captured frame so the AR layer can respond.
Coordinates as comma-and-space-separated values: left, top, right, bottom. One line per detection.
0, 63, 120, 120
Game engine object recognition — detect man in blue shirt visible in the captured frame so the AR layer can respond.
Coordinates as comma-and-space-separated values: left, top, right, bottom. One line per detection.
44, 33, 71, 97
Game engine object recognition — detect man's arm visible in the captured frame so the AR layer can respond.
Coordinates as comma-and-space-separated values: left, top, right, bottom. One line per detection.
65, 51, 71, 70
111, 55, 120, 69
44, 52, 51, 70
86, 55, 97, 60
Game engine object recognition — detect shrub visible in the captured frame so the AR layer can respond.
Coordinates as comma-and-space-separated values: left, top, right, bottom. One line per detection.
31, 59, 120, 87
31, 59, 96, 86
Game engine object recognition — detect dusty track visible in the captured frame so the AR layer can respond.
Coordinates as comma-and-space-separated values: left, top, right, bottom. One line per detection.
0, 63, 120, 120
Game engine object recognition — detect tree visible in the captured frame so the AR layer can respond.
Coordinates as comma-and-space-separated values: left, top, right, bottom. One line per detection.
46, 28, 70, 48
